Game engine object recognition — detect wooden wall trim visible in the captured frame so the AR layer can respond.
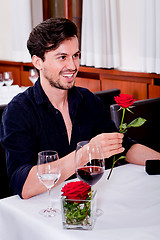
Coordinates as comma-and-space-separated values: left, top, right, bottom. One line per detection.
79, 66, 160, 79
0, 60, 160, 99
1, 61, 159, 81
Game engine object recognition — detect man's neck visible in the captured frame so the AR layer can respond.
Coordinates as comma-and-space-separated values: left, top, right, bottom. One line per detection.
40, 79, 68, 110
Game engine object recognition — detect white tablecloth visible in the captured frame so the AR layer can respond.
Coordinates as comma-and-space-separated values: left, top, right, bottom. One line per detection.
0, 85, 28, 105
0, 164, 160, 240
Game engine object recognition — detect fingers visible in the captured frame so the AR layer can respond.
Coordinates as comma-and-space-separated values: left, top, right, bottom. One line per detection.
91, 132, 125, 159
105, 145, 125, 158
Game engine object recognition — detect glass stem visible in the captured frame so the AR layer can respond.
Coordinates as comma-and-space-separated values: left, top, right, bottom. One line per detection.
48, 188, 52, 210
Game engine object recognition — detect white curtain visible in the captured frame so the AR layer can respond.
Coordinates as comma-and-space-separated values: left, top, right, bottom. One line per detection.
10, 0, 32, 62
9, 0, 43, 62
140, 0, 160, 74
81, 0, 120, 69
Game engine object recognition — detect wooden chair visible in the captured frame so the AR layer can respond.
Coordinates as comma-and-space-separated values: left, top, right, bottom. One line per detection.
94, 88, 120, 112
0, 104, 13, 198
94, 89, 121, 169
110, 98, 160, 152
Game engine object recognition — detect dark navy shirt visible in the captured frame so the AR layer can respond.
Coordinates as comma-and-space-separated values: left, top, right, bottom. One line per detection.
0, 79, 136, 197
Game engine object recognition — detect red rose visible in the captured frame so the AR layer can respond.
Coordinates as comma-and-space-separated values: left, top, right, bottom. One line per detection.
114, 94, 136, 108
61, 181, 91, 201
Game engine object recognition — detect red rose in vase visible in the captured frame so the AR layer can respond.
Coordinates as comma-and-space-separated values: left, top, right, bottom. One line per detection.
61, 181, 91, 201
61, 181, 94, 227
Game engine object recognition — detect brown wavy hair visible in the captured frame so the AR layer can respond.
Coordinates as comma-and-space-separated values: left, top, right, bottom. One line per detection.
27, 18, 78, 61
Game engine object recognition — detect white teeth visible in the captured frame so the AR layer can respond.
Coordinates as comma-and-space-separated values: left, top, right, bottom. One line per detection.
62, 74, 73, 78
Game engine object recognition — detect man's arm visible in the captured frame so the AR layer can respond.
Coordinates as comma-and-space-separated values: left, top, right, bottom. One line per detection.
21, 151, 76, 199
22, 132, 125, 199
126, 143, 160, 165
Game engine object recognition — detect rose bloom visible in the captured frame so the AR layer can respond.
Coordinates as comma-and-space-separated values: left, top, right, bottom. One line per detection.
114, 94, 136, 108
61, 181, 91, 200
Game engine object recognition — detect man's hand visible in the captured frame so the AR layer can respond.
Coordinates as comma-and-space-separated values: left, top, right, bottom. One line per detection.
91, 132, 125, 158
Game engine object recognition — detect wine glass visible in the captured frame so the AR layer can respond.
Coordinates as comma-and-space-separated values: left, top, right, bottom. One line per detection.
29, 68, 38, 85
75, 140, 105, 187
0, 73, 4, 87
75, 141, 104, 217
37, 150, 61, 217
3, 72, 13, 86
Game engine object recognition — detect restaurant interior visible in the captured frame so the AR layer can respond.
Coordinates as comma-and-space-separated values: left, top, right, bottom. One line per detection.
0, 1, 160, 239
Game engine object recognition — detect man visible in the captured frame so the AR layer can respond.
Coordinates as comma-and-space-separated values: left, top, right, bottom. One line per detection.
0, 18, 160, 199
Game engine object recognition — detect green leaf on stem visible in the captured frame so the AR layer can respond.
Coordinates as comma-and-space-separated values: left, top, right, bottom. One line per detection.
119, 123, 128, 133
126, 117, 146, 128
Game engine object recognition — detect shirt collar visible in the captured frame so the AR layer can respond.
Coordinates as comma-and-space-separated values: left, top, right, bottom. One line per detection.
33, 78, 83, 108
33, 78, 49, 105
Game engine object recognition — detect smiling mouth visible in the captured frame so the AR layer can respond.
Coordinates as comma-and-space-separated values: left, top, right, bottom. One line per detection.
61, 73, 74, 78
60, 69, 77, 79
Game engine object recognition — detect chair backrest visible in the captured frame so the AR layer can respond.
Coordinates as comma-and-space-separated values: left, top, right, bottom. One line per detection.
110, 98, 160, 152
0, 104, 13, 198
94, 89, 120, 112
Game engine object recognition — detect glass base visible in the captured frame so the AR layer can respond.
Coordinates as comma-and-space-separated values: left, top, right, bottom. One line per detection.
96, 208, 104, 217
39, 208, 60, 217
62, 223, 94, 230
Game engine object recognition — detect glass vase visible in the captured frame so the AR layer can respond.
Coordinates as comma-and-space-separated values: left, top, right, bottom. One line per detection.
61, 190, 97, 230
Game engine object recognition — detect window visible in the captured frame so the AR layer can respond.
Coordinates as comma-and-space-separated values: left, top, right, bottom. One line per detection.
43, 0, 82, 47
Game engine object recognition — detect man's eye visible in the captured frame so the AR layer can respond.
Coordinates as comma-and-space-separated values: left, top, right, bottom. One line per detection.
59, 56, 66, 60
73, 53, 80, 58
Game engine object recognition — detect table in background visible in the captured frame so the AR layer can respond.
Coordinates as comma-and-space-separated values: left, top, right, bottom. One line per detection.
0, 85, 28, 105
0, 164, 160, 240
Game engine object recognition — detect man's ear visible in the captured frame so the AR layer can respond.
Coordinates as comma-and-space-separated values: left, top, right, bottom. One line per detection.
32, 55, 43, 70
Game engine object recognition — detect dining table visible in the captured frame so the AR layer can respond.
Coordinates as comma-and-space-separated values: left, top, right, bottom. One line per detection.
0, 163, 160, 240
0, 85, 28, 105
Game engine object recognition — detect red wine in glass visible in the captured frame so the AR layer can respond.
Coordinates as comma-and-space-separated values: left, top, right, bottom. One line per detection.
75, 141, 105, 216
76, 165, 104, 186
75, 140, 105, 186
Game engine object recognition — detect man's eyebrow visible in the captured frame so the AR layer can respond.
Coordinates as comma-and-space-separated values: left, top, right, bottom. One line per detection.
55, 50, 81, 56
75, 50, 81, 55
55, 52, 67, 56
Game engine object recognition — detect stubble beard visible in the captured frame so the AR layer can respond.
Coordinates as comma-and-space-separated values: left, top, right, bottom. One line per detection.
48, 78, 75, 90
44, 70, 77, 90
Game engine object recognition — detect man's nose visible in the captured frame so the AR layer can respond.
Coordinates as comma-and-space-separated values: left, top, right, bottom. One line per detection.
66, 57, 77, 70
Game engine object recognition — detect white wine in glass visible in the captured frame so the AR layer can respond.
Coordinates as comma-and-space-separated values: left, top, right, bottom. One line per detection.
37, 150, 61, 217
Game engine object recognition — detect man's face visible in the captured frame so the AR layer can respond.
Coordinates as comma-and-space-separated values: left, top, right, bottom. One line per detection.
40, 36, 80, 90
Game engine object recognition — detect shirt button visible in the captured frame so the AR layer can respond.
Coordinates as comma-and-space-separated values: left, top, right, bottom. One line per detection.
56, 111, 58, 114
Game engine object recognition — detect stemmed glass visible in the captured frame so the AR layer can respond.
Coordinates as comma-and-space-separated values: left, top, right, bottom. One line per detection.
29, 68, 38, 85
0, 73, 4, 87
75, 140, 105, 187
75, 141, 104, 216
3, 72, 13, 86
37, 150, 61, 217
